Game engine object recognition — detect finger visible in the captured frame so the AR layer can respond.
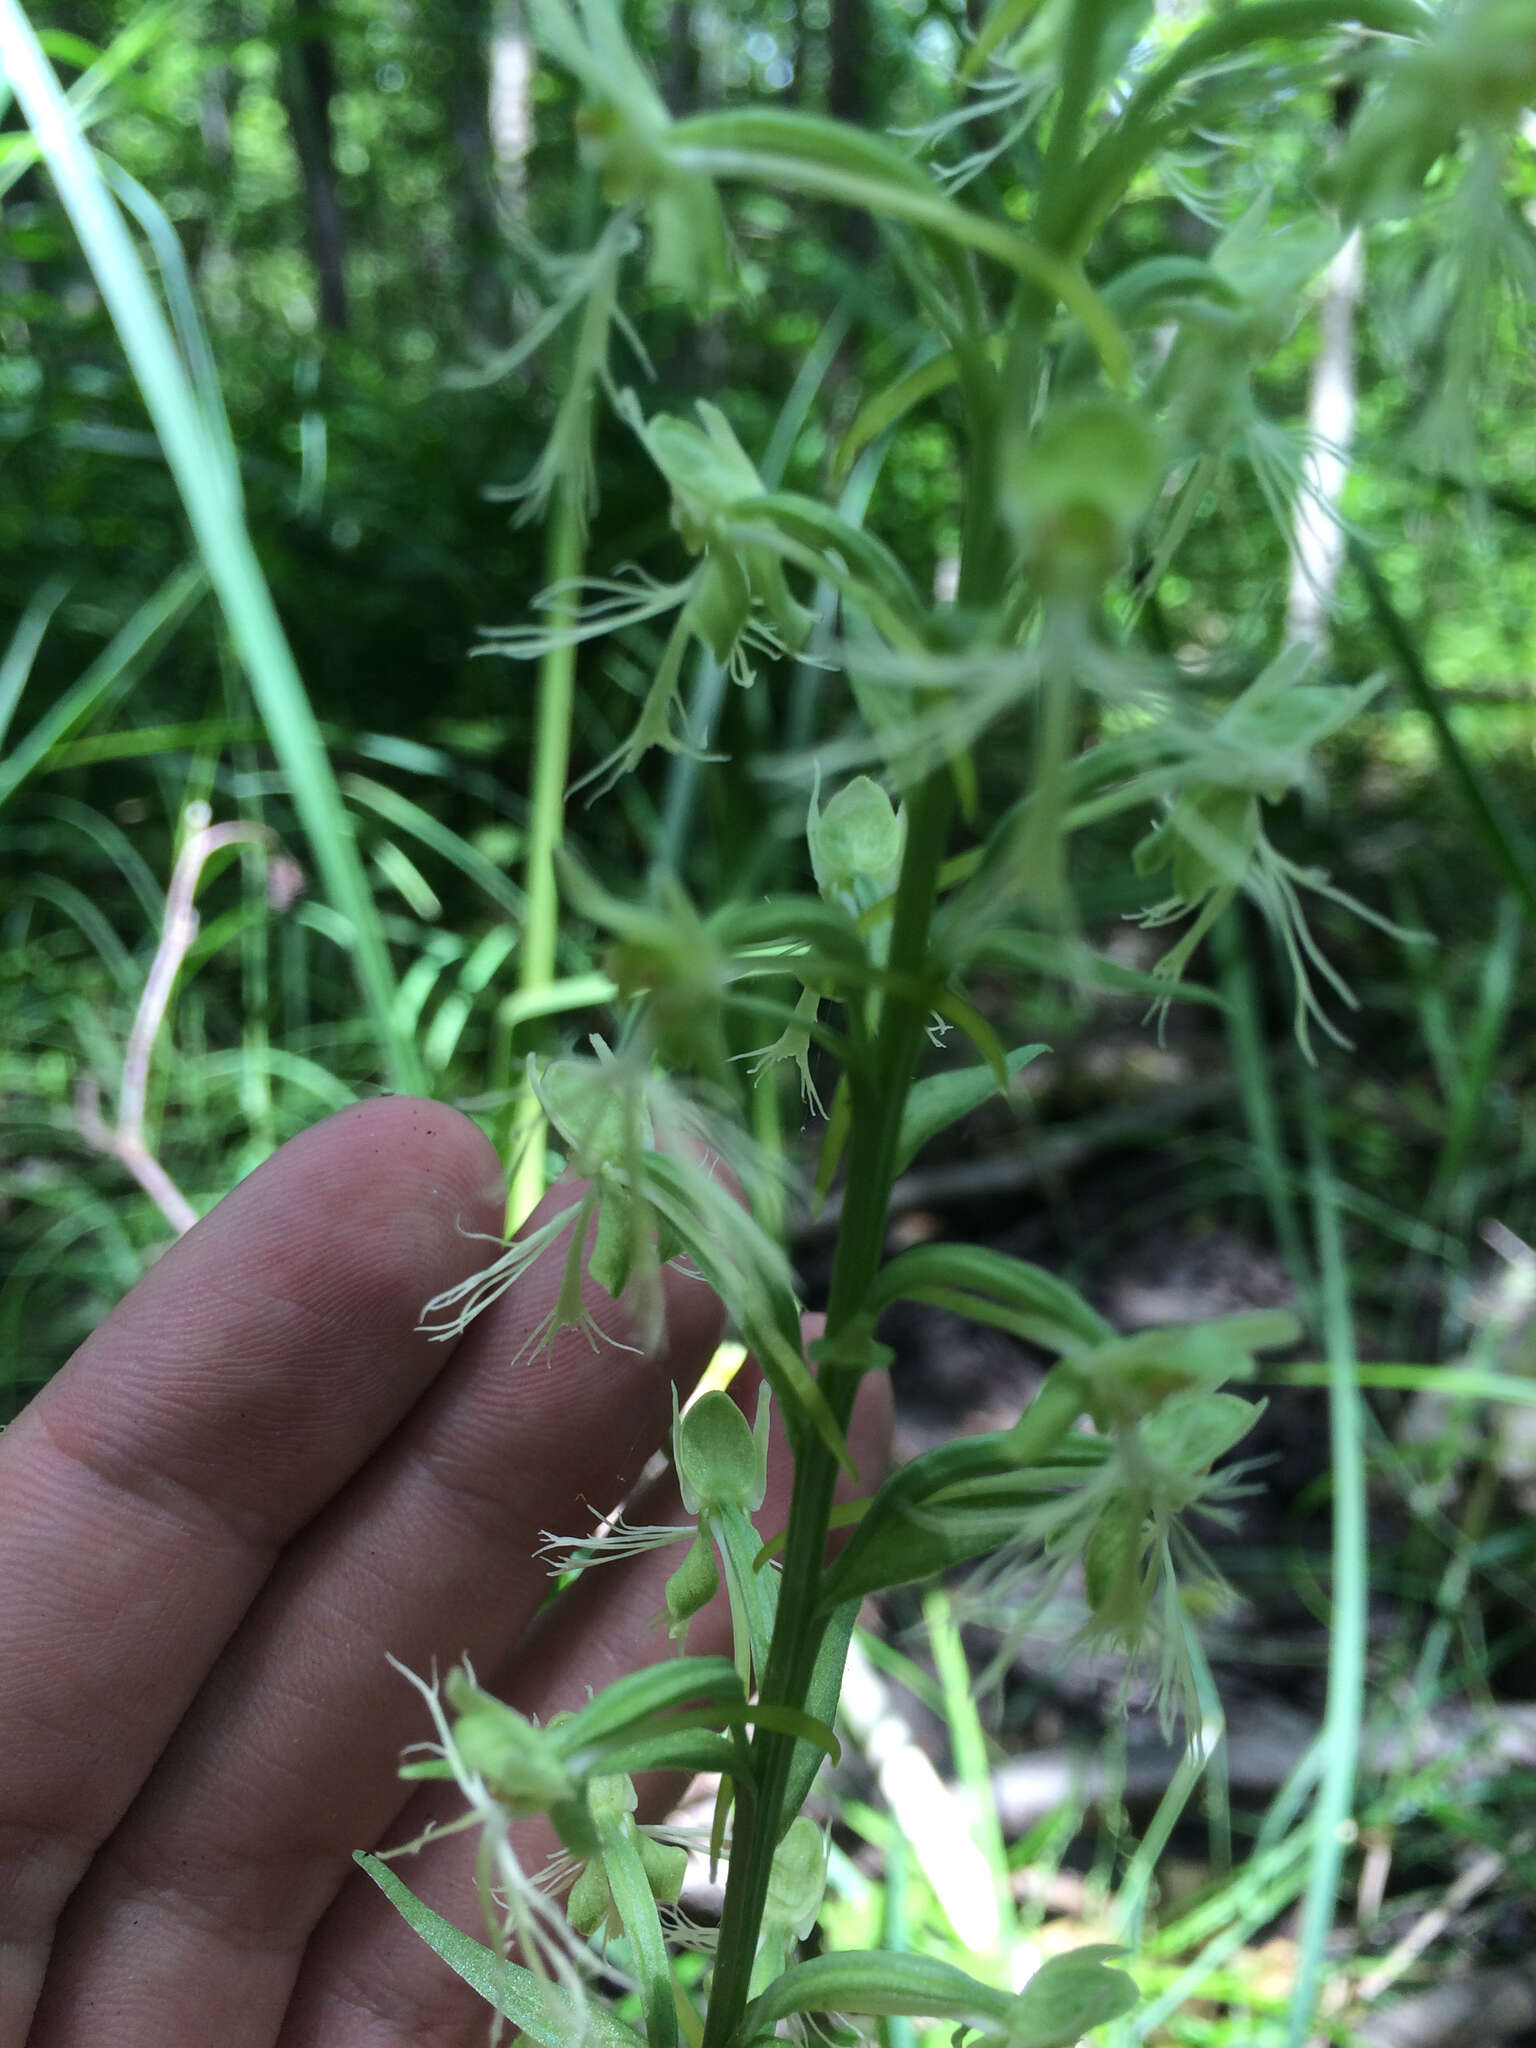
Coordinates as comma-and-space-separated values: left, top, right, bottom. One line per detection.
0, 1097, 504, 2042
278, 1358, 893, 2047
26, 1185, 724, 2048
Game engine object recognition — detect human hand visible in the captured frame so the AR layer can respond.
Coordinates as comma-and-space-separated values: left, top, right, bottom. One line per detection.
0, 1097, 888, 2046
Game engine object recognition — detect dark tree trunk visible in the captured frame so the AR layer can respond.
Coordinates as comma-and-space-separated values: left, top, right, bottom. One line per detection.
432, 0, 505, 342
279, 0, 349, 332
662, 0, 698, 115
826, 0, 874, 256
827, 0, 868, 127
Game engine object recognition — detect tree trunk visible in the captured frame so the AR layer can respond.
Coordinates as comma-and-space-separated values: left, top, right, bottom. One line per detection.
662, 0, 699, 114
1285, 226, 1363, 651
827, 0, 874, 257
487, 0, 534, 215
429, 0, 505, 340
279, 0, 349, 332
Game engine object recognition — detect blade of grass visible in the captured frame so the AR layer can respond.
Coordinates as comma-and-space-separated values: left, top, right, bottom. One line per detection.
1214, 910, 1314, 1309
1285, 1068, 1368, 2047
341, 774, 526, 921
877, 1823, 918, 2048
1133, 1829, 1314, 2039
1352, 539, 1536, 922
925, 1588, 1012, 1953
0, 576, 67, 749
0, 8, 422, 1092
0, 563, 206, 810
1389, 890, 1522, 1359
422, 925, 519, 1074
1434, 891, 1521, 1218
1271, 1360, 1536, 1406
100, 154, 237, 495
1113, 1628, 1228, 1948
0, 4, 173, 200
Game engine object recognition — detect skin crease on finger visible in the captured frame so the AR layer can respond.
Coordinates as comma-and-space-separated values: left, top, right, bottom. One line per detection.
5, 1100, 734, 2048
273, 1357, 892, 2048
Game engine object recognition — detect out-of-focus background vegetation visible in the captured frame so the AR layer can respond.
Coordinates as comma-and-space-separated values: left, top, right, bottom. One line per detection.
5, 2, 1536, 2039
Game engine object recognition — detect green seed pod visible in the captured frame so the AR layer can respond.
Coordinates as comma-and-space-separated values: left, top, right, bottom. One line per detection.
588, 1180, 639, 1300
646, 176, 733, 310
637, 1832, 689, 1906
587, 1769, 639, 1822
665, 1522, 720, 1643
1165, 786, 1257, 907
566, 1854, 615, 1938
682, 549, 752, 664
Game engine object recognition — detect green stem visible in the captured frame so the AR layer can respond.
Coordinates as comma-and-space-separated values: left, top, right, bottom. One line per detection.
506, 476, 584, 1227
700, 774, 955, 2048
1035, 0, 1113, 251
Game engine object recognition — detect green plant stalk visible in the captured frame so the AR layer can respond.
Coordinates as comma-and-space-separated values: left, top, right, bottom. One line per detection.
1, 4, 421, 1094
1286, 1073, 1368, 2047
1034, 0, 1112, 252
507, 475, 585, 1227
700, 771, 955, 2048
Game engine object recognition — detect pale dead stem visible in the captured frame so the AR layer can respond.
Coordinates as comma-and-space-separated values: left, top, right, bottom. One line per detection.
76, 803, 286, 1235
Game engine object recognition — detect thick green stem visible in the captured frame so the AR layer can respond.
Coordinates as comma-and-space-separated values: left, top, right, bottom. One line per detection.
506, 477, 584, 1227
700, 774, 955, 2048
1034, 0, 1113, 252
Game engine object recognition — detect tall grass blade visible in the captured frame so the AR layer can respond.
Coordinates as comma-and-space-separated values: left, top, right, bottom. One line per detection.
1214, 912, 1313, 1306
1352, 539, 1536, 922
1285, 1070, 1368, 2046
0, 576, 66, 749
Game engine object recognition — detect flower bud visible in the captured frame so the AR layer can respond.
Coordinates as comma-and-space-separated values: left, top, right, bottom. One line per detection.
443, 1670, 578, 1814
808, 773, 904, 909
674, 1387, 770, 1517
1001, 396, 1161, 602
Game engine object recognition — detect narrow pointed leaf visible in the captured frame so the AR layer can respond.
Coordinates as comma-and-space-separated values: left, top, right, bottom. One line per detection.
354, 1854, 641, 2048
896, 1044, 1048, 1173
